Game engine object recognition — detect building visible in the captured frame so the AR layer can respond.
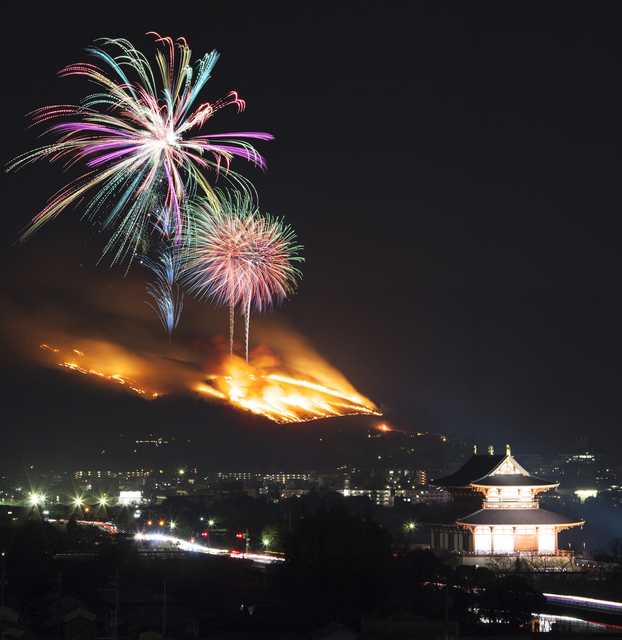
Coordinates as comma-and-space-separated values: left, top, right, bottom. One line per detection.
418, 445, 584, 565
342, 486, 448, 506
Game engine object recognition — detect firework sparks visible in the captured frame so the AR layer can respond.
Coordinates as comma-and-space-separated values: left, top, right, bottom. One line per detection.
141, 207, 184, 340
8, 34, 273, 263
143, 252, 184, 340
183, 191, 304, 362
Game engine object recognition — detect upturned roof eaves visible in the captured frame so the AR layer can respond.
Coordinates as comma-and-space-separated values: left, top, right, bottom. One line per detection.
456, 508, 584, 527
471, 474, 557, 488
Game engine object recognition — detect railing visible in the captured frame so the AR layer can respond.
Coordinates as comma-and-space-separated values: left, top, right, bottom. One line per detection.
457, 549, 574, 557
483, 502, 539, 508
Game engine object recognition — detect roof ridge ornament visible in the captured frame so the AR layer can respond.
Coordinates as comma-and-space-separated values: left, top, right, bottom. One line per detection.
506, 444, 511, 456
488, 445, 494, 455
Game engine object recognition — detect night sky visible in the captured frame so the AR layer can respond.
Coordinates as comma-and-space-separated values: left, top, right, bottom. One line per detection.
2, 2, 621, 465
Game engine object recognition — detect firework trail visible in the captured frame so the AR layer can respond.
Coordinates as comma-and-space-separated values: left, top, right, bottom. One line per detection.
183, 191, 304, 362
141, 207, 184, 340
143, 253, 184, 340
7, 34, 273, 264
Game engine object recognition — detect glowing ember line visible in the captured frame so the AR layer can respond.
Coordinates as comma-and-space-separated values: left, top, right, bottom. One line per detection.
59, 361, 146, 395
41, 344, 60, 353
40, 343, 379, 424
206, 370, 381, 423
267, 374, 369, 405
197, 385, 226, 399
326, 400, 378, 413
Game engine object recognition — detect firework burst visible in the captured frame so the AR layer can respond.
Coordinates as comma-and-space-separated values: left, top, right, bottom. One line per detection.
183, 191, 304, 362
7, 34, 272, 263
141, 206, 184, 340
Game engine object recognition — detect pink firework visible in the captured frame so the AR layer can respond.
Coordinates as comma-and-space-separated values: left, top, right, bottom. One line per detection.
184, 191, 303, 361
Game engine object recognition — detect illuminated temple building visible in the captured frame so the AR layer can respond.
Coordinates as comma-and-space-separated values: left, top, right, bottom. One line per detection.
419, 445, 584, 564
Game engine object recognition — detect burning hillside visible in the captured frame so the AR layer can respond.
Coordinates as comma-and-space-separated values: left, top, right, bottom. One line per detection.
38, 339, 380, 424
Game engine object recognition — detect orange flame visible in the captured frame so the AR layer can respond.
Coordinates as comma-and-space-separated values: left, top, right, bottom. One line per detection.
40, 341, 380, 423
195, 359, 379, 423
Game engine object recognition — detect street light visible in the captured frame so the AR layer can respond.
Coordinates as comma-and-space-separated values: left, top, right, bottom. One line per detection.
73, 497, 85, 517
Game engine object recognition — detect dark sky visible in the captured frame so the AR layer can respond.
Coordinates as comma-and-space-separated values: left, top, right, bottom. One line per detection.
2, 1, 621, 459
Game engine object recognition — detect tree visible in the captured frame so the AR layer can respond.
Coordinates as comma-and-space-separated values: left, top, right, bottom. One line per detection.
278, 498, 394, 626
485, 554, 519, 575
388, 549, 448, 616
478, 575, 546, 629
593, 537, 622, 566
592, 537, 622, 578
260, 523, 285, 553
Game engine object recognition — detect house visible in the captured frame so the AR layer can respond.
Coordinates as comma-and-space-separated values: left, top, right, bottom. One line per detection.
0, 605, 31, 639
418, 445, 584, 565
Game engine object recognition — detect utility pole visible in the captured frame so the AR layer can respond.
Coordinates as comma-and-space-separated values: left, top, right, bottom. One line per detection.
162, 579, 167, 640
1, 551, 5, 606
114, 567, 119, 640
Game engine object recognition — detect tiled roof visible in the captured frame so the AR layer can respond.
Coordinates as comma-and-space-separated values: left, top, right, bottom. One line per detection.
433, 454, 506, 487
472, 474, 556, 488
457, 508, 584, 527
433, 454, 557, 489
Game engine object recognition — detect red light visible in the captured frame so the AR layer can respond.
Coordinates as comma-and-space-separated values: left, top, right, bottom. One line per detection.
202, 532, 208, 537
236, 533, 243, 538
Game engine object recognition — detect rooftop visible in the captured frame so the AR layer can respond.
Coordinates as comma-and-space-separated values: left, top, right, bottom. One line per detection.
457, 508, 584, 527
433, 454, 507, 487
